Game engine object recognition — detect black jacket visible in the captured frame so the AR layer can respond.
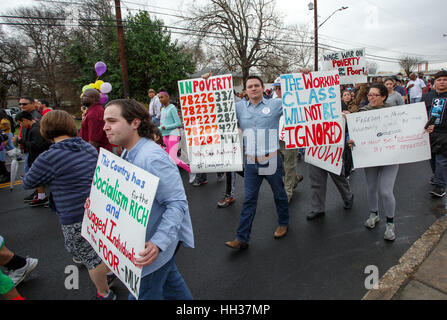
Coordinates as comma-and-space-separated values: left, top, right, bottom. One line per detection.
19, 122, 51, 166
422, 90, 447, 156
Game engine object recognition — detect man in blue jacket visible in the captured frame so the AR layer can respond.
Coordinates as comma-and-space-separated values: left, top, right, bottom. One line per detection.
103, 99, 194, 300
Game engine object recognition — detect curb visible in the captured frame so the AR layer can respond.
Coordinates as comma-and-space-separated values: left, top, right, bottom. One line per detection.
362, 215, 447, 300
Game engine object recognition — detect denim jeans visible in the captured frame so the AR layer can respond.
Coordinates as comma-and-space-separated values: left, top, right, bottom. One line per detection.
432, 153, 447, 189
151, 116, 160, 127
236, 153, 289, 243
128, 256, 192, 300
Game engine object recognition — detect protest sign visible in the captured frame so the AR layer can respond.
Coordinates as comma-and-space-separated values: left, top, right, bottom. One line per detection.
81, 148, 159, 299
178, 74, 243, 173
305, 140, 345, 175
346, 103, 431, 168
322, 48, 367, 85
280, 70, 345, 149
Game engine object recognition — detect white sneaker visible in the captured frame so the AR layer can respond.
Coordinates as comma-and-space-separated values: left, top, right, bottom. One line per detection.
364, 212, 380, 229
189, 173, 196, 184
384, 223, 396, 241
8, 257, 38, 286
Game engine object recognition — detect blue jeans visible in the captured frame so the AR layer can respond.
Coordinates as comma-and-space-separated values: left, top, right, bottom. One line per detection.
151, 116, 160, 127
236, 154, 289, 243
128, 256, 192, 300
432, 153, 447, 189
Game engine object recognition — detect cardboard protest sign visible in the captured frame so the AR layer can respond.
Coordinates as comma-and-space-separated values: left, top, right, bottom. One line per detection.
81, 148, 159, 299
346, 103, 431, 168
305, 145, 344, 175
178, 74, 243, 173
322, 48, 367, 85
280, 70, 345, 149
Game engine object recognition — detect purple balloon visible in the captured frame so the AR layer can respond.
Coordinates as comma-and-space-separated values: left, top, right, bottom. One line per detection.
95, 61, 107, 77
100, 93, 108, 104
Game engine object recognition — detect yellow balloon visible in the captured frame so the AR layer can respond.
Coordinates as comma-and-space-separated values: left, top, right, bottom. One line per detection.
94, 80, 104, 90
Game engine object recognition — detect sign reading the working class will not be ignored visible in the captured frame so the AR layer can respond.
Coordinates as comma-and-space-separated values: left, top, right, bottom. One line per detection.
280, 70, 344, 150
81, 148, 159, 299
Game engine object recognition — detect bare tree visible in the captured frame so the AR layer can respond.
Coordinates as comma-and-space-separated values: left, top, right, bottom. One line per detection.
399, 56, 423, 77
4, 5, 69, 104
186, 0, 286, 85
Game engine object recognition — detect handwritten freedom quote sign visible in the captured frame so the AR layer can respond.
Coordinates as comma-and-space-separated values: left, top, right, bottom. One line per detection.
280, 70, 345, 150
346, 103, 431, 168
322, 48, 367, 85
82, 148, 159, 298
178, 74, 243, 173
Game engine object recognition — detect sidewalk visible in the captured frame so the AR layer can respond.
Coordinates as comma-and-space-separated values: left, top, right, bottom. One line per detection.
363, 215, 447, 300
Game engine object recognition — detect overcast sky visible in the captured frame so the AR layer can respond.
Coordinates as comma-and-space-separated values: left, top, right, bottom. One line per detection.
2, 0, 447, 74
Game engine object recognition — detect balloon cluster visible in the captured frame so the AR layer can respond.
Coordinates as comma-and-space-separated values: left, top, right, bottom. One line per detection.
81, 61, 112, 104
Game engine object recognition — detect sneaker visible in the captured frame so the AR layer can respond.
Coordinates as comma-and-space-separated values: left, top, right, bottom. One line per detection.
384, 223, 396, 241
193, 180, 208, 187
29, 196, 49, 207
24, 190, 38, 203
107, 273, 117, 287
217, 195, 235, 208
364, 212, 380, 229
8, 257, 38, 286
94, 289, 117, 300
430, 185, 446, 198
188, 173, 196, 184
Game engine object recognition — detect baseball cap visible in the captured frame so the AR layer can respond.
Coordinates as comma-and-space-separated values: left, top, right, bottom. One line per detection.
273, 76, 281, 87
434, 70, 447, 80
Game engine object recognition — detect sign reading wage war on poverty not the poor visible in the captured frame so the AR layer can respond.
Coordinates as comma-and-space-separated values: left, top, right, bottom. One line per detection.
322, 48, 367, 85
178, 74, 243, 173
81, 148, 159, 299
280, 70, 345, 150
346, 103, 431, 168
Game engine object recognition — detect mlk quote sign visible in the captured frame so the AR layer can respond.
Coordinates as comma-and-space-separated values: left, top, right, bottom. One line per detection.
322, 48, 367, 84
346, 103, 431, 168
82, 148, 159, 298
280, 70, 344, 150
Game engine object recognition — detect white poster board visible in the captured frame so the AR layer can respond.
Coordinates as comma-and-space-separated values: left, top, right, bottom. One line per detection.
322, 48, 367, 85
81, 148, 159, 298
346, 103, 431, 168
280, 70, 345, 149
178, 74, 243, 173
305, 144, 344, 175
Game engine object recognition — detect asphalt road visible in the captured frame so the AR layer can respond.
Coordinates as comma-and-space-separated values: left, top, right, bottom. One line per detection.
0, 158, 444, 300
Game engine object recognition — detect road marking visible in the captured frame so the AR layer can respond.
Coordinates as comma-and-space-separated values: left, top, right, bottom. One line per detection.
0, 180, 22, 189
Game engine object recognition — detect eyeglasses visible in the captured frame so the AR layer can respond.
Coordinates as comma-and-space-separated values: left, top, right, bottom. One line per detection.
274, 87, 281, 90
18, 102, 30, 106
367, 94, 382, 97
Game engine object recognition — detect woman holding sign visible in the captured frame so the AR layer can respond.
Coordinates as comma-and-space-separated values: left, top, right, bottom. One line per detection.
348, 84, 399, 241
22, 110, 116, 299
158, 90, 195, 183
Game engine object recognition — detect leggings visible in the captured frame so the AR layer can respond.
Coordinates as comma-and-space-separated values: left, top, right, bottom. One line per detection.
364, 164, 399, 218
163, 135, 191, 173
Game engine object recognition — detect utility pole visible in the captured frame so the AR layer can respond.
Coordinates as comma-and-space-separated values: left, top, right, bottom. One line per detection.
313, 0, 318, 71
114, 0, 129, 98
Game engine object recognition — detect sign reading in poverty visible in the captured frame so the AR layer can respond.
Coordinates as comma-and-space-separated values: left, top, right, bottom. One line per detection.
346, 103, 431, 168
178, 74, 243, 173
81, 148, 159, 299
322, 48, 367, 84
280, 70, 345, 149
